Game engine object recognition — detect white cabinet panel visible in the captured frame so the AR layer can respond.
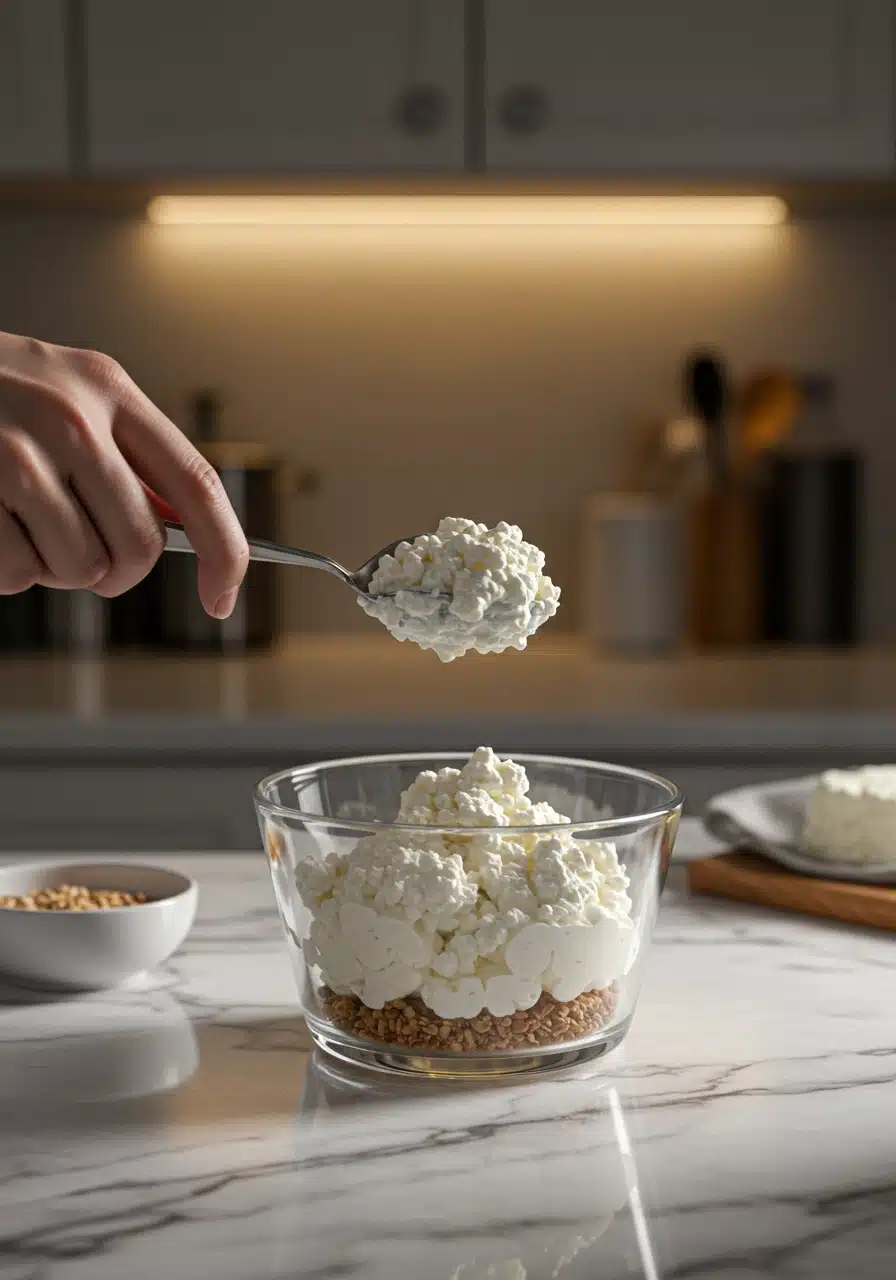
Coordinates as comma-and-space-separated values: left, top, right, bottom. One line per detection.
486, 0, 894, 176
85, 0, 464, 174
0, 0, 69, 174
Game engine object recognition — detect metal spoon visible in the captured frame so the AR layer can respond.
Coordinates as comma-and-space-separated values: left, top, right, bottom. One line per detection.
163, 522, 444, 601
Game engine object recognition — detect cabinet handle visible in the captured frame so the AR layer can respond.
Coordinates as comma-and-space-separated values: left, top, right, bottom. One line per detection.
395, 85, 447, 135
499, 85, 549, 135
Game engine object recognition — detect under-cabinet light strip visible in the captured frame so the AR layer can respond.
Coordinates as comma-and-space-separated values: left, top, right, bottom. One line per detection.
147, 195, 788, 228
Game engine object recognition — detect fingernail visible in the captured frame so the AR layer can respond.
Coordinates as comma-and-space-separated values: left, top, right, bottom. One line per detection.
87, 559, 110, 587
213, 587, 239, 619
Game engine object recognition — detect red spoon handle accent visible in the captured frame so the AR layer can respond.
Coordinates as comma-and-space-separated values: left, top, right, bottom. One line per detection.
141, 483, 181, 525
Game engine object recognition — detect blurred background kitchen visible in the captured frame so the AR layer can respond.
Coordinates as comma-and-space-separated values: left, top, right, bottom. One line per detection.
1, 0, 894, 850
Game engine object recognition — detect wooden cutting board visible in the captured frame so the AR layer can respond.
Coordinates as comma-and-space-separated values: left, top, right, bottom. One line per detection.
687, 852, 896, 931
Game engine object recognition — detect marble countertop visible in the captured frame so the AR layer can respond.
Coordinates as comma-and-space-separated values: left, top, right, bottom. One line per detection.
0, 824, 893, 1279
3, 637, 896, 757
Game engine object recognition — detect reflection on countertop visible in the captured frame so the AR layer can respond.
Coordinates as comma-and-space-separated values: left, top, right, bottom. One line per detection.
0, 841, 892, 1279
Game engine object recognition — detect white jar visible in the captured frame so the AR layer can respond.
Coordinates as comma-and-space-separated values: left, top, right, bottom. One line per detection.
580, 494, 683, 653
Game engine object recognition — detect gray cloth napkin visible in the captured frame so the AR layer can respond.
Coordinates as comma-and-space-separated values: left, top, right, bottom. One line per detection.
703, 776, 817, 853
703, 775, 896, 884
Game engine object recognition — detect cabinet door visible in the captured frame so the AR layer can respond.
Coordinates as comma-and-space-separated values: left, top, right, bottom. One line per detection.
486, 0, 894, 176
85, 0, 464, 175
0, 0, 69, 174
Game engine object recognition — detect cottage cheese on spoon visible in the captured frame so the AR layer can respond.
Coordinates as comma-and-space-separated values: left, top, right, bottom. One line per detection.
358, 517, 560, 661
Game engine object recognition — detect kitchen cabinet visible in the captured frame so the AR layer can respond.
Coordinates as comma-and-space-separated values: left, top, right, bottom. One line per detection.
0, 0, 69, 175
84, 0, 465, 175
485, 0, 894, 176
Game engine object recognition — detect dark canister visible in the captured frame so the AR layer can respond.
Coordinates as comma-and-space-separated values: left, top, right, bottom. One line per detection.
759, 449, 861, 645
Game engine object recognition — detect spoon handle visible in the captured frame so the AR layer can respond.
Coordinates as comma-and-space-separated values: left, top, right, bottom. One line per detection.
163, 522, 352, 582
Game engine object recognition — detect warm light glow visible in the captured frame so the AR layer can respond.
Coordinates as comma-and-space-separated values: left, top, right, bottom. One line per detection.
147, 195, 788, 228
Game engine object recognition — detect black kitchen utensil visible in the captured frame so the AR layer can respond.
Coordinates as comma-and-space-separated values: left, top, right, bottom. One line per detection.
685, 350, 729, 485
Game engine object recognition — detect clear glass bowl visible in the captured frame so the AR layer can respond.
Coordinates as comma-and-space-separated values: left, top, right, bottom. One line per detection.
255, 753, 682, 1078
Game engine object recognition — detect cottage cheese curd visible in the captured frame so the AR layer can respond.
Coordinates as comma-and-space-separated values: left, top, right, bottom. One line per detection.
295, 748, 634, 1020
358, 517, 560, 662
803, 766, 896, 866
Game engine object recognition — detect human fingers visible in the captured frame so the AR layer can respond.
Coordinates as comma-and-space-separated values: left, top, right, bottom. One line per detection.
0, 506, 43, 595
63, 429, 166, 599
114, 398, 248, 618
0, 425, 109, 589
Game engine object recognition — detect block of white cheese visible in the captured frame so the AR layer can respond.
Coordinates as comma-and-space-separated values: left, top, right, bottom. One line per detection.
803, 766, 896, 866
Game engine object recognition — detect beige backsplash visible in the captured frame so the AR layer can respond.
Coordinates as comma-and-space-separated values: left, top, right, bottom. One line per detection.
0, 210, 894, 637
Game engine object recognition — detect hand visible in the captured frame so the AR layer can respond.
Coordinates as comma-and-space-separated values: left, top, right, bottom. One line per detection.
0, 333, 248, 617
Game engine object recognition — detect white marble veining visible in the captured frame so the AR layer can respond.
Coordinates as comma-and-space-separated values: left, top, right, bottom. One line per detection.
0, 824, 893, 1279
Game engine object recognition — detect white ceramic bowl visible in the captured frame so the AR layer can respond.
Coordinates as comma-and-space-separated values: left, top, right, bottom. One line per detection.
0, 861, 198, 991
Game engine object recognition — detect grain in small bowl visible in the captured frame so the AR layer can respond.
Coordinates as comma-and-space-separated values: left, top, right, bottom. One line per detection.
0, 861, 197, 992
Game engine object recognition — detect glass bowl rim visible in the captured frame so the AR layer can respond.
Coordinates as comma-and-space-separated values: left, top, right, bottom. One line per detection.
254, 751, 683, 835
